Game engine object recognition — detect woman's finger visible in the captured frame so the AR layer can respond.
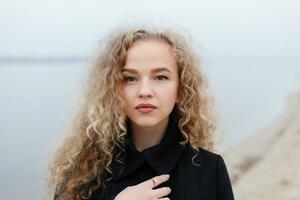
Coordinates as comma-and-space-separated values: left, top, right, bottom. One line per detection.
152, 187, 171, 198
140, 174, 170, 188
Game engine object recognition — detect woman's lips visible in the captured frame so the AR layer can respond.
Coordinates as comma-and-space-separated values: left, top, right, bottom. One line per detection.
135, 103, 157, 113
136, 107, 156, 113
135, 103, 157, 109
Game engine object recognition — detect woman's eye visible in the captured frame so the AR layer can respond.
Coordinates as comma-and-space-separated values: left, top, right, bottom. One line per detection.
123, 75, 168, 82
123, 76, 136, 82
155, 75, 168, 80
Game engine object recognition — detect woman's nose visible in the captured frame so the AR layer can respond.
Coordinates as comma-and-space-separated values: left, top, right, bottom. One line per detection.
138, 80, 154, 98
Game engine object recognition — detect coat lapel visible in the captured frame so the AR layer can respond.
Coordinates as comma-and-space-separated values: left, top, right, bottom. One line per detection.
111, 118, 186, 182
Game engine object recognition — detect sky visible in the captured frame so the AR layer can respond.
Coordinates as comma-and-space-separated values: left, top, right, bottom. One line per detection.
1, 0, 300, 58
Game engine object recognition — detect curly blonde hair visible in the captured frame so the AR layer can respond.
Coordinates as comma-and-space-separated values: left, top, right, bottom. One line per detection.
46, 26, 219, 200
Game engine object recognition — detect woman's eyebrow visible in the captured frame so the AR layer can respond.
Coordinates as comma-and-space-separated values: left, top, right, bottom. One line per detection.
121, 67, 172, 74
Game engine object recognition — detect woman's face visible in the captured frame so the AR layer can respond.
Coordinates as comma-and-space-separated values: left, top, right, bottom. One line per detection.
121, 39, 179, 127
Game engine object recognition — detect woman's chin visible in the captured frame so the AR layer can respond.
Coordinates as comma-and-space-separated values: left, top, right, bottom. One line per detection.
130, 118, 161, 128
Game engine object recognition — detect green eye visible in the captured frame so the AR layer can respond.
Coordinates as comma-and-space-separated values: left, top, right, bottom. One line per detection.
123, 76, 136, 82
155, 75, 168, 80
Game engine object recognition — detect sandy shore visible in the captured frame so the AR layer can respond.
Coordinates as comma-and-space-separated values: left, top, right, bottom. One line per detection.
220, 91, 300, 199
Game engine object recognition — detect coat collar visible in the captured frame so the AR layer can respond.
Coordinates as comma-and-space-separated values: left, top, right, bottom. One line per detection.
110, 118, 186, 182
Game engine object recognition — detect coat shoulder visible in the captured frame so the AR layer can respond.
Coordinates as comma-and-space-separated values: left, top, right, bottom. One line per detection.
183, 144, 224, 168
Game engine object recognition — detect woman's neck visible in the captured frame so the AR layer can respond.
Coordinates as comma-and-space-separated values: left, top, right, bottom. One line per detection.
130, 117, 169, 152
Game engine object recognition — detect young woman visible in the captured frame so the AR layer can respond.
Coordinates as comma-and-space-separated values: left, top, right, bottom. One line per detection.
47, 26, 235, 200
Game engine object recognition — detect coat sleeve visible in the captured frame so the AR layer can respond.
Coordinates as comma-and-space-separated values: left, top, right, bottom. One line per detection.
216, 154, 235, 200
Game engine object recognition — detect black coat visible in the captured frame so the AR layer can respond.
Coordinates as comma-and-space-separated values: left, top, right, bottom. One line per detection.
90, 119, 235, 200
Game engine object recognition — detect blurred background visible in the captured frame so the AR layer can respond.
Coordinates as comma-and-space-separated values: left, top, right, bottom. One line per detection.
0, 0, 299, 199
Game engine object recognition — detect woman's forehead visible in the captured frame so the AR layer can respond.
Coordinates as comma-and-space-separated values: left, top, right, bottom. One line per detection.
123, 40, 177, 74
126, 39, 173, 59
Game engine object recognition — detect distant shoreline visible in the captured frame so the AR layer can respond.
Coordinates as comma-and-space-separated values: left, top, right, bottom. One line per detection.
223, 91, 300, 199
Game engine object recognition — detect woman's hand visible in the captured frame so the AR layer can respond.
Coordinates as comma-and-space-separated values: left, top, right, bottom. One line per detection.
114, 174, 171, 200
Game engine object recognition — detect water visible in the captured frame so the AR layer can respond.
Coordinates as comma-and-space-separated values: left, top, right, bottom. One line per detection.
205, 58, 300, 146
0, 62, 87, 200
0, 58, 299, 199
